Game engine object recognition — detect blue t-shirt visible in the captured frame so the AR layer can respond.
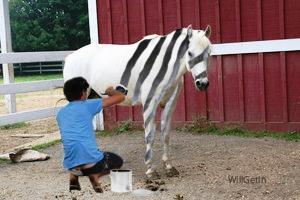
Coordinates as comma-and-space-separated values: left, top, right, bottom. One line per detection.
56, 99, 104, 169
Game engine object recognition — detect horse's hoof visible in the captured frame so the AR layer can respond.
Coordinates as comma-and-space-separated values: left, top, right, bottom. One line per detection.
166, 167, 179, 177
146, 170, 161, 180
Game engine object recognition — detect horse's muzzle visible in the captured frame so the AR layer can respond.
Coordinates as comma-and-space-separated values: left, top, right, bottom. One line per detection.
195, 80, 209, 91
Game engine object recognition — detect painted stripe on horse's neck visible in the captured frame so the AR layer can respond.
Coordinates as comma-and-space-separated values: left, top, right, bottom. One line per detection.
143, 29, 182, 113
144, 33, 189, 128
132, 36, 167, 103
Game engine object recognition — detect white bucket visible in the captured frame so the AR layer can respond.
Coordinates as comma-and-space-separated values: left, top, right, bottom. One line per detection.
110, 169, 132, 193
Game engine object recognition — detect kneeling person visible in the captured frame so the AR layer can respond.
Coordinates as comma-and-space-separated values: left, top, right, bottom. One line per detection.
56, 77, 126, 193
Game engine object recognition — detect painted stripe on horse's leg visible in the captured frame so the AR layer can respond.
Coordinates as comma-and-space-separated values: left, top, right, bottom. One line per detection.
160, 83, 182, 169
143, 111, 156, 175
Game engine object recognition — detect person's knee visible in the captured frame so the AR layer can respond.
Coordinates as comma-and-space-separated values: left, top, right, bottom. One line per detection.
112, 154, 123, 169
116, 157, 123, 169
106, 152, 123, 169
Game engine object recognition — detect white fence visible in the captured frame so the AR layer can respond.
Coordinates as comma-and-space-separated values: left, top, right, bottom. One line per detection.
0, 51, 71, 126
0, 0, 103, 128
0, 50, 104, 130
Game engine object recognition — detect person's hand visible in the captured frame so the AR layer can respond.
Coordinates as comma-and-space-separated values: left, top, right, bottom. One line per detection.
102, 87, 126, 108
105, 86, 119, 97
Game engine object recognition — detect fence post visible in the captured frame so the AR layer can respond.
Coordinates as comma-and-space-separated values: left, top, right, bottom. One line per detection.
0, 0, 16, 114
39, 62, 42, 74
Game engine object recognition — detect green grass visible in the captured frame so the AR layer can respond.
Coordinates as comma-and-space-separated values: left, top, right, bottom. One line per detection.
0, 158, 10, 164
177, 117, 300, 142
96, 130, 112, 137
31, 139, 61, 151
96, 121, 142, 137
0, 74, 63, 84
115, 120, 142, 134
0, 122, 27, 130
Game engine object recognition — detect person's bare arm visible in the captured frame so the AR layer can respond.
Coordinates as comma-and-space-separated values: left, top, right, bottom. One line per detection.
102, 87, 126, 108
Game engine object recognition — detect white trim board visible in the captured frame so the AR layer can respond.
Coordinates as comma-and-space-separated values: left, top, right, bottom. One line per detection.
1, 39, 299, 65
0, 106, 62, 126
0, 51, 73, 64
88, 0, 99, 44
211, 38, 300, 55
0, 79, 63, 95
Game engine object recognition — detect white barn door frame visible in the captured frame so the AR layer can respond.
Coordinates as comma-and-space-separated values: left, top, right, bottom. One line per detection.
88, 0, 104, 130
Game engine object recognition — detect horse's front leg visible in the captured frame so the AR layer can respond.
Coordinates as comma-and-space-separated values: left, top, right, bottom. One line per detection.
160, 82, 182, 177
142, 106, 159, 178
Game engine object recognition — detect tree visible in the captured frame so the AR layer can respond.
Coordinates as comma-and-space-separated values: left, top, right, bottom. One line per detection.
9, 0, 90, 52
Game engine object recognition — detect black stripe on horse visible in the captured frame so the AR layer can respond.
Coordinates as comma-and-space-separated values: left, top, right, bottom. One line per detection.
120, 39, 152, 87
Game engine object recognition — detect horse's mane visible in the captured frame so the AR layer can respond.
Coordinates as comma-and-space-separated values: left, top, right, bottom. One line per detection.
143, 34, 160, 40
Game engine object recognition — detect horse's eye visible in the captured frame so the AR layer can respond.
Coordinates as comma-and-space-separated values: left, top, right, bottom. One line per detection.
188, 51, 193, 57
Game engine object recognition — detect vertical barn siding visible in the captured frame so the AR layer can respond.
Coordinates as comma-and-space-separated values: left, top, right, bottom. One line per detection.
285, 0, 300, 124
127, 0, 145, 122
181, 0, 206, 121
262, 0, 283, 124
97, 0, 300, 131
203, 0, 220, 122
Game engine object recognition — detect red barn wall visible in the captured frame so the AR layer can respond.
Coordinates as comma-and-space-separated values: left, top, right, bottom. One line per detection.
97, 0, 300, 132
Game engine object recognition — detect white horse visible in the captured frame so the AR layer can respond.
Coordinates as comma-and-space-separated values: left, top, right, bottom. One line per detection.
63, 25, 212, 178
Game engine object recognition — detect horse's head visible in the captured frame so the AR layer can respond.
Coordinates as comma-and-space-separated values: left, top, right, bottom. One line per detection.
185, 25, 212, 91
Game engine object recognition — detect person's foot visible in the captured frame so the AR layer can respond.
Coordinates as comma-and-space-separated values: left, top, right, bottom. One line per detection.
88, 174, 103, 193
69, 173, 81, 191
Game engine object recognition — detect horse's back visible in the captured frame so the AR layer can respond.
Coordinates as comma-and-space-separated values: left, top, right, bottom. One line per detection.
63, 43, 139, 105
64, 44, 131, 80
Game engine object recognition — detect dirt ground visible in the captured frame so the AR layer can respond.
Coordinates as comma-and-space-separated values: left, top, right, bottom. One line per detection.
0, 89, 64, 152
0, 130, 299, 200
0, 89, 299, 200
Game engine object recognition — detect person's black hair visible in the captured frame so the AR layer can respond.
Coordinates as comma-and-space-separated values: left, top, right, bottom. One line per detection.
63, 77, 89, 102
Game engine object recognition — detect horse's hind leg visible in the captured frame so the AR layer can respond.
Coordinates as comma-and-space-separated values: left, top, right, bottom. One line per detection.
160, 82, 182, 177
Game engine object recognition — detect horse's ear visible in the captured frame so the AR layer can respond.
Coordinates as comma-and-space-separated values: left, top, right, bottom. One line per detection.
204, 25, 211, 38
187, 24, 193, 38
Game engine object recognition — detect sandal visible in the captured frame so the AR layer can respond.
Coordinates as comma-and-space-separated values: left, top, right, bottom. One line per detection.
69, 173, 81, 191
69, 184, 81, 191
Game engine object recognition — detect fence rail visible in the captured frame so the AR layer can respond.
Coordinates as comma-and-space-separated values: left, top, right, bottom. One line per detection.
0, 51, 73, 64
14, 62, 63, 74
0, 79, 63, 94
0, 79, 64, 126
0, 51, 71, 126
0, 107, 62, 126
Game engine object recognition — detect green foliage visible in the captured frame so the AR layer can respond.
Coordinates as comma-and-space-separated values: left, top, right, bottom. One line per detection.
176, 116, 218, 134
9, 0, 90, 52
31, 139, 61, 150
0, 122, 27, 130
177, 117, 300, 142
96, 121, 141, 137
96, 130, 112, 137
115, 120, 140, 135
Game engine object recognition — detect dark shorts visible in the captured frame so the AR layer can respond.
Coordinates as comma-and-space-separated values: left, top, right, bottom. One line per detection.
80, 152, 123, 176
